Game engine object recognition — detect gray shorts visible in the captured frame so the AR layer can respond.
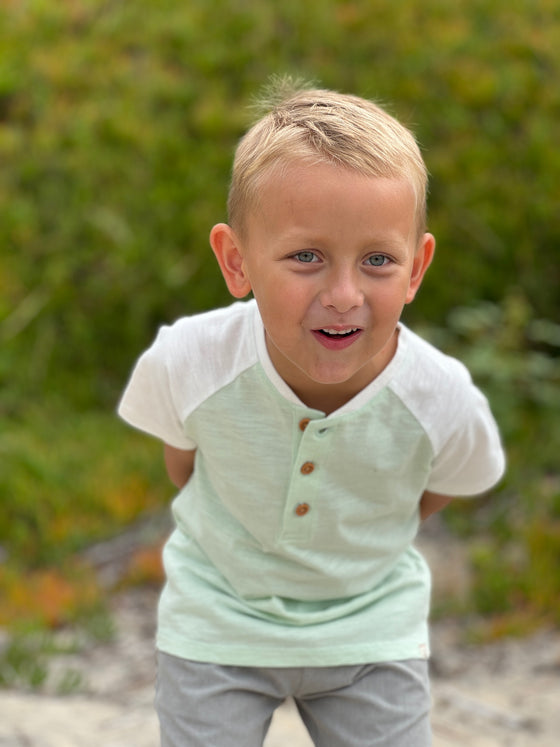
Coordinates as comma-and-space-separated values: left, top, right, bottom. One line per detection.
155, 651, 432, 747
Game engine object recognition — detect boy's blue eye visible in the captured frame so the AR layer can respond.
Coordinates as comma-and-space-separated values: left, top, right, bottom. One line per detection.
295, 251, 317, 263
366, 254, 389, 267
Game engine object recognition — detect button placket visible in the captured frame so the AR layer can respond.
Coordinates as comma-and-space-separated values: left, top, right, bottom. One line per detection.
279, 416, 329, 541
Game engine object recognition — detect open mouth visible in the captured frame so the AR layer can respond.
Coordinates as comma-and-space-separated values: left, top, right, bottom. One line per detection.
317, 327, 361, 339
312, 327, 362, 350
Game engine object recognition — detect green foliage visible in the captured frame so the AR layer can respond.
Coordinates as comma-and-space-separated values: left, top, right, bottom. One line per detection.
0, 615, 113, 692
0, 405, 168, 567
0, 0, 558, 638
0, 634, 49, 690
0, 405, 168, 632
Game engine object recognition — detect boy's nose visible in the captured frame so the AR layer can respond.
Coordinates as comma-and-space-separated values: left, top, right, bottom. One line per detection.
319, 270, 364, 313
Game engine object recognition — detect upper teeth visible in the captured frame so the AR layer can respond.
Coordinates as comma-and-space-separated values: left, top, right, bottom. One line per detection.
321, 328, 359, 335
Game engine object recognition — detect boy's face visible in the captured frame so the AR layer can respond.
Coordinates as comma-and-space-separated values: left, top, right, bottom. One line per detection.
211, 161, 434, 408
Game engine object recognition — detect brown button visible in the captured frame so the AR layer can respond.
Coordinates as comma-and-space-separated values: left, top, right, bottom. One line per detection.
295, 503, 310, 516
299, 418, 311, 431
300, 461, 315, 475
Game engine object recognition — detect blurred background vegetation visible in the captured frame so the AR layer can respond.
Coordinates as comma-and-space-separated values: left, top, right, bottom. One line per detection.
1, 0, 559, 679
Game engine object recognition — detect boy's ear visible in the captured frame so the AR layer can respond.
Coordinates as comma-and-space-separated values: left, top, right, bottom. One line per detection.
209, 223, 252, 298
405, 232, 436, 304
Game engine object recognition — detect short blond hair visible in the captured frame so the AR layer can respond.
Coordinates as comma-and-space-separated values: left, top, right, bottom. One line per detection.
228, 82, 428, 238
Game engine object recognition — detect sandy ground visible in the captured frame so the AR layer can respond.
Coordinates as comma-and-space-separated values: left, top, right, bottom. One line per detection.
1, 524, 559, 746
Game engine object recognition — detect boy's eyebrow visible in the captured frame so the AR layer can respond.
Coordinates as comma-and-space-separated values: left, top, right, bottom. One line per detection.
363, 237, 408, 251
279, 232, 410, 252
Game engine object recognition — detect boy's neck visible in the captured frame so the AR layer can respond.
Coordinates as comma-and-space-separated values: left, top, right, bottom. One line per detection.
289, 385, 361, 416
273, 330, 400, 416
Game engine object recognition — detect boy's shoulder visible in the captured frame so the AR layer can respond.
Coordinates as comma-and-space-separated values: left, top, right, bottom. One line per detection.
152, 300, 258, 365
397, 324, 472, 390
391, 325, 482, 438
118, 301, 259, 450
159, 298, 255, 338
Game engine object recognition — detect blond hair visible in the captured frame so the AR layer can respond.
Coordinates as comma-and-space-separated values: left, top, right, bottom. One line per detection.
228, 81, 428, 238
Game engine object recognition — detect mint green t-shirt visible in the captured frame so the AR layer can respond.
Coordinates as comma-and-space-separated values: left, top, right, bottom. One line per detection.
118, 301, 504, 666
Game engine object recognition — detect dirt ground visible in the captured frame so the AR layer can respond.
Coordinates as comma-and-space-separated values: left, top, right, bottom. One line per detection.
1, 523, 559, 746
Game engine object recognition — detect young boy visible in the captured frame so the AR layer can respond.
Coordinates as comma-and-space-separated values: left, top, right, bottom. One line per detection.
118, 84, 505, 746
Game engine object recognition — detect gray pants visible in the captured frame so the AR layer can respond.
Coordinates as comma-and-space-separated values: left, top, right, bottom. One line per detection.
155, 651, 432, 746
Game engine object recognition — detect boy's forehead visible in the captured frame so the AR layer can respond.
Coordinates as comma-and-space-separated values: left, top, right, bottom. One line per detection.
252, 160, 417, 215
237, 158, 424, 244
242, 161, 419, 247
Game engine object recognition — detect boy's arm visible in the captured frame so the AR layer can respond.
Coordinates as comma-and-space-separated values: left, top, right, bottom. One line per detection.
419, 490, 453, 521
164, 444, 196, 489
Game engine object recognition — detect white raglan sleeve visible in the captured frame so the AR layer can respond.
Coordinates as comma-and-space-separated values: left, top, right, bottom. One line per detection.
426, 378, 506, 497
117, 325, 197, 451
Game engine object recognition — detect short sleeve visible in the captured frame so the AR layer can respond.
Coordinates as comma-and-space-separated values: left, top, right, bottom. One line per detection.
392, 327, 506, 498
427, 385, 505, 496
117, 326, 197, 450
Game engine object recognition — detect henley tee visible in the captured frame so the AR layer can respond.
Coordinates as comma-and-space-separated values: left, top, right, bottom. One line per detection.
118, 299, 505, 667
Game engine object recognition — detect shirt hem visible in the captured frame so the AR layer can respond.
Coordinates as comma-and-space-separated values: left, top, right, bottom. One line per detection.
155, 634, 430, 668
